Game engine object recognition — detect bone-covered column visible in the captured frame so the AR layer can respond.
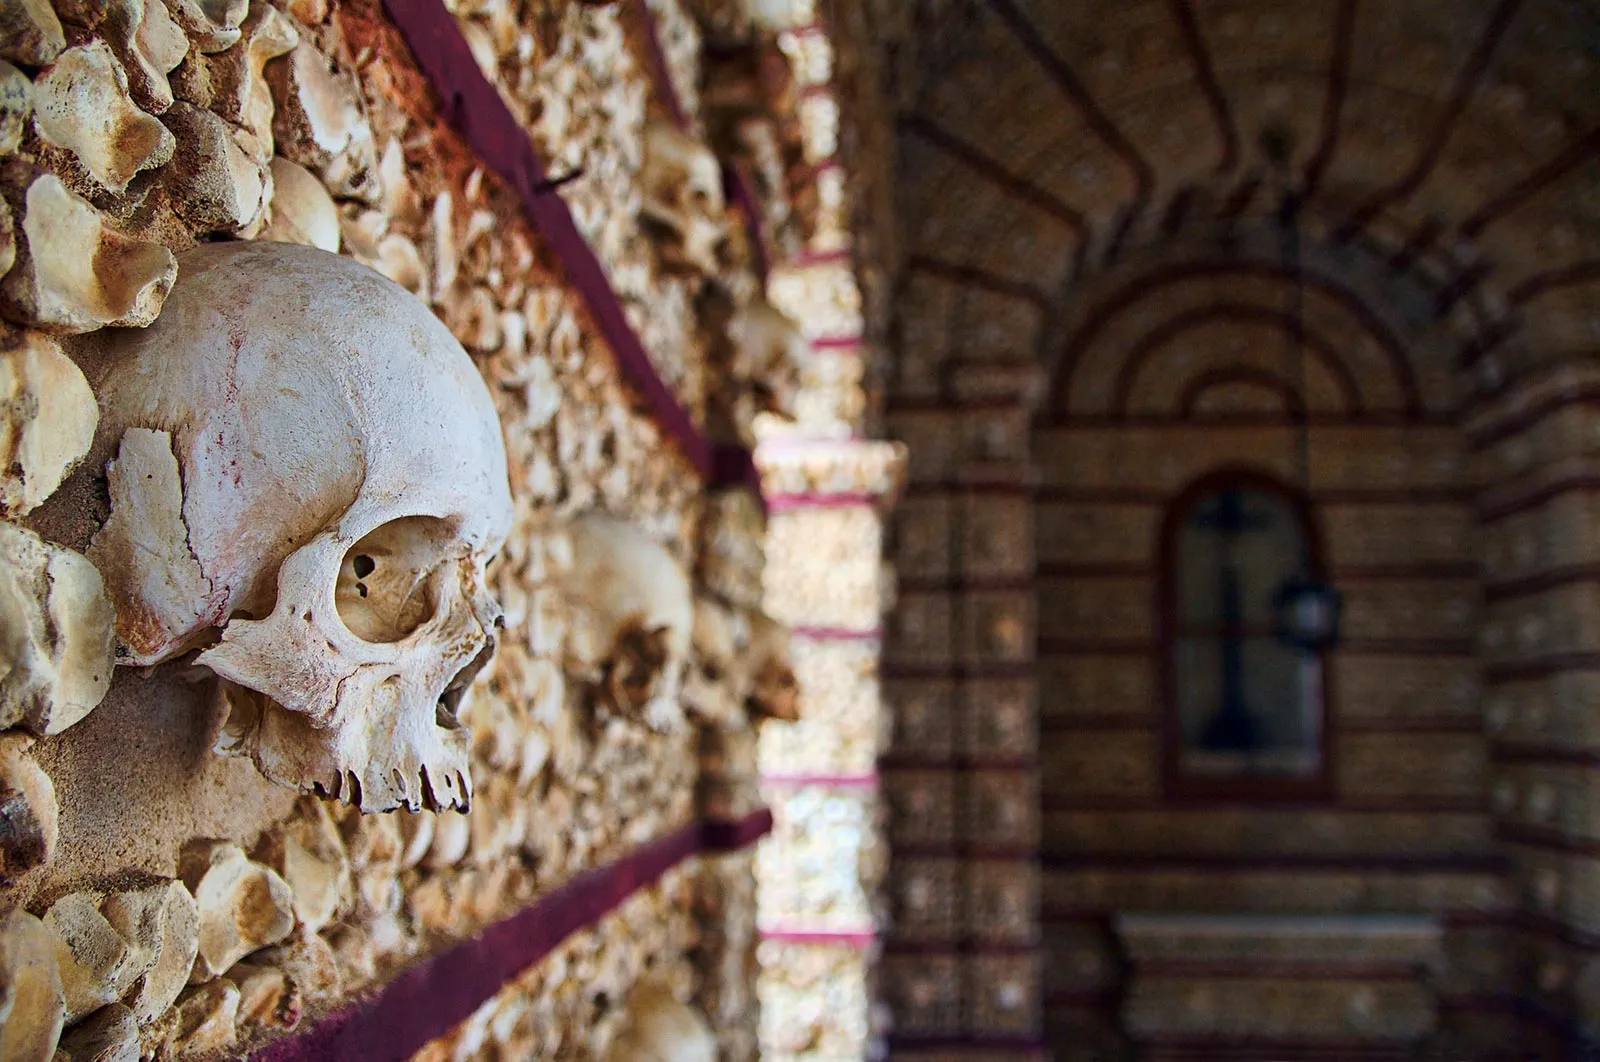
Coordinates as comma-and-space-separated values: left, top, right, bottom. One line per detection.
755, 439, 903, 1062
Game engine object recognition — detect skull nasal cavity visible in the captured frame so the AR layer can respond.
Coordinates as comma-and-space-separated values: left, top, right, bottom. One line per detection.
335, 517, 457, 643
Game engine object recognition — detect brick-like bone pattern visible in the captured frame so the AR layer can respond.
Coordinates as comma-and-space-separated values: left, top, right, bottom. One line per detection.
410, 868, 697, 1061
0, 0, 825, 1054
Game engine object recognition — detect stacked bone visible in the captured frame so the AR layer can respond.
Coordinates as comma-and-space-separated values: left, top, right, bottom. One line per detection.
449, 0, 711, 416
692, 848, 761, 1061
411, 868, 700, 1062
684, 487, 796, 1062
0, 0, 820, 1056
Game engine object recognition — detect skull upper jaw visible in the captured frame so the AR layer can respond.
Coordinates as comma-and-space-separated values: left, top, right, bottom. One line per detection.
199, 536, 497, 814
214, 679, 474, 813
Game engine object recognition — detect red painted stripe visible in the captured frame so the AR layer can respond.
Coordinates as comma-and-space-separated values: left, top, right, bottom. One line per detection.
1033, 486, 1470, 506
1131, 961, 1421, 981
1485, 654, 1600, 683
1169, 0, 1237, 174
761, 772, 879, 788
1334, 0, 1523, 240
1040, 798, 1489, 815
1301, 0, 1357, 200
1109, 304, 1364, 417
1048, 260, 1422, 417
1034, 562, 1479, 581
1041, 853, 1507, 873
1484, 564, 1600, 605
724, 161, 770, 283
1177, 367, 1305, 420
983, 0, 1154, 207
905, 254, 1051, 309
758, 929, 876, 947
1490, 743, 1600, 768
376, 0, 729, 482
1478, 474, 1600, 523
250, 811, 771, 1062
899, 113, 1089, 241
631, 0, 688, 129
1461, 126, 1600, 239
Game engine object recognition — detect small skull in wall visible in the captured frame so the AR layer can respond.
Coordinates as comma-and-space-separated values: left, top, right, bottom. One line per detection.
65, 242, 513, 813
639, 121, 728, 277
604, 981, 717, 1062
547, 512, 693, 729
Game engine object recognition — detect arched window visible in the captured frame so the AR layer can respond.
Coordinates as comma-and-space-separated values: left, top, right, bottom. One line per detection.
1160, 469, 1332, 802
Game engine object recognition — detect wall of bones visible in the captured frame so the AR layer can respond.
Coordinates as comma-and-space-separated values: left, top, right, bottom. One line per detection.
0, 0, 897, 1057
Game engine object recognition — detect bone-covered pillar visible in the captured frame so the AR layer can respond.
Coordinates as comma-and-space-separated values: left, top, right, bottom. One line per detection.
755, 438, 904, 1061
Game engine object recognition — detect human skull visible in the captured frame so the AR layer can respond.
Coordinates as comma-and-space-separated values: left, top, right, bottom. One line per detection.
727, 295, 807, 423
546, 512, 692, 729
639, 121, 727, 277
744, 611, 798, 723
70, 241, 513, 812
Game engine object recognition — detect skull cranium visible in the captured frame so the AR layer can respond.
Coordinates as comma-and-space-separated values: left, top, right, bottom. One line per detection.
639, 121, 728, 277
71, 241, 513, 812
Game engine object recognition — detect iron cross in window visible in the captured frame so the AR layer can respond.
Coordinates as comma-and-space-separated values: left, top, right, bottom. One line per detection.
1190, 489, 1273, 752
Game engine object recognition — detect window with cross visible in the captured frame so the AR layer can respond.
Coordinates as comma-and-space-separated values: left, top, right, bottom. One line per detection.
1160, 469, 1331, 802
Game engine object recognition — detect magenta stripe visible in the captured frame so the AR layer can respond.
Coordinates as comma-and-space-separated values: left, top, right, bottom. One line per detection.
759, 928, 877, 947
379, 0, 734, 481
632, 0, 689, 129
250, 812, 771, 1062
761, 772, 879, 788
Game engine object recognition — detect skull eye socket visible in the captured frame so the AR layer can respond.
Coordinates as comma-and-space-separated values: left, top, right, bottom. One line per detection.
336, 517, 457, 643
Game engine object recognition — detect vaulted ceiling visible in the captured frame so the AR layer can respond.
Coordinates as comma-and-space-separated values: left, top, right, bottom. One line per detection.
889, 0, 1600, 423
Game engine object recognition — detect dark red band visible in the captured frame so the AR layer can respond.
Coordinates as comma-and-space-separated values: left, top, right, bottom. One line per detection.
252, 809, 772, 1062
380, 0, 753, 483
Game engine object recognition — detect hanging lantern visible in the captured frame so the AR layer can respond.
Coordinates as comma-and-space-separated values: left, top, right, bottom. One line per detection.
1273, 576, 1343, 651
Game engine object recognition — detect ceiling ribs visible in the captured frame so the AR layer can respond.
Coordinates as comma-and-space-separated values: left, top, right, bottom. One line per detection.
899, 113, 1091, 243
984, 0, 1156, 209
1334, 0, 1525, 243
1168, 0, 1238, 175
906, 253, 1054, 310
1300, 0, 1358, 200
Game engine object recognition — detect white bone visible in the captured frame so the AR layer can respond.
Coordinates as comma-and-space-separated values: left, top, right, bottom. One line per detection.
180, 842, 294, 983
0, 61, 31, 155
267, 41, 380, 202
550, 513, 692, 726
0, 908, 65, 1062
0, 0, 64, 66
639, 121, 727, 276
0, 329, 97, 518
68, 241, 512, 812
0, 172, 177, 333
43, 893, 153, 1024
100, 880, 200, 1024
259, 157, 339, 252
54, 1001, 138, 1062
0, 522, 115, 735
0, 733, 56, 879
161, 101, 268, 233
161, 0, 247, 53
31, 41, 175, 195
